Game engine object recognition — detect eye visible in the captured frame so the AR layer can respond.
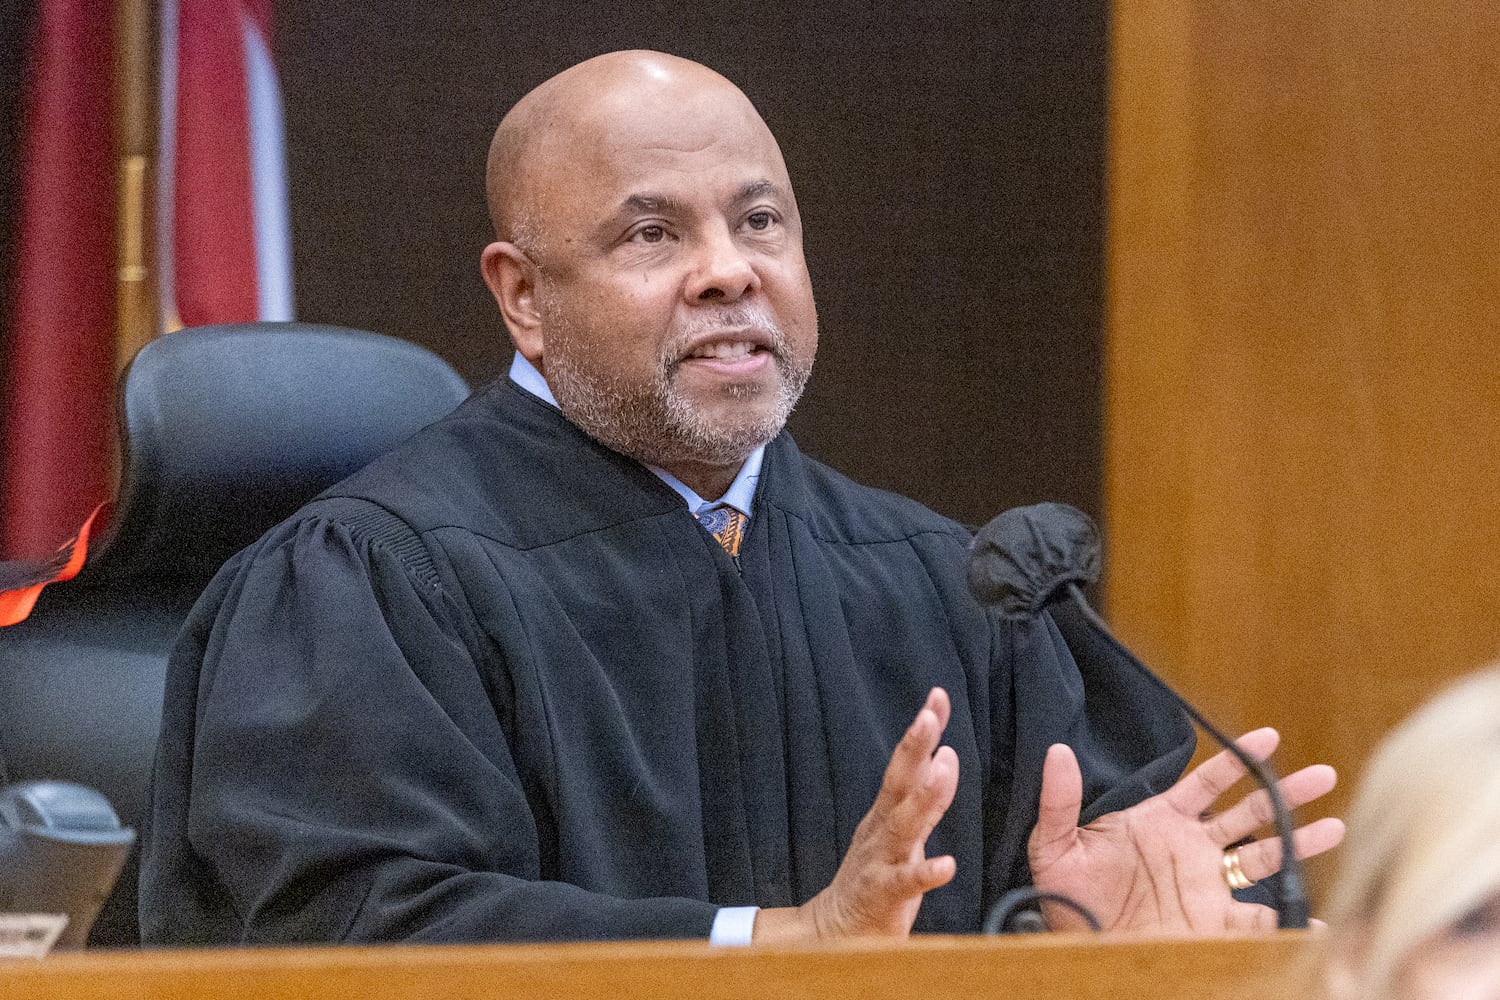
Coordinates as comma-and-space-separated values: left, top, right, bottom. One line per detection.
634, 224, 667, 244
1451, 896, 1500, 938
745, 211, 774, 232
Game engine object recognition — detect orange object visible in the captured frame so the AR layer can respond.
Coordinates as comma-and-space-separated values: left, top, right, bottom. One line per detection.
0, 504, 104, 627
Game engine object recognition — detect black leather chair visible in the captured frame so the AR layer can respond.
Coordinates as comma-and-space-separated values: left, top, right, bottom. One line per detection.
0, 323, 470, 945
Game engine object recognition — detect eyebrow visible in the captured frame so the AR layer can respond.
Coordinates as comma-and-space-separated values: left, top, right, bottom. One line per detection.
734, 179, 782, 203
620, 192, 688, 216
616, 180, 785, 218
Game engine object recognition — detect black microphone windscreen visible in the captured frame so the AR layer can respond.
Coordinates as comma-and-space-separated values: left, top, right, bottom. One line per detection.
968, 503, 1102, 618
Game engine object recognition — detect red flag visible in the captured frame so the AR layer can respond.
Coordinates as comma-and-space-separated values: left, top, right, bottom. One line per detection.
0, 2, 119, 561
160, 0, 293, 328
2, 0, 292, 570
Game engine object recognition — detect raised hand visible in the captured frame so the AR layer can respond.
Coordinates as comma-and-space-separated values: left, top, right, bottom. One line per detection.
1028, 728, 1346, 934
754, 687, 959, 942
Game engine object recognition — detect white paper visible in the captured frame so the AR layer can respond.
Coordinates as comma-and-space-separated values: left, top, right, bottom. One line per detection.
0, 913, 69, 958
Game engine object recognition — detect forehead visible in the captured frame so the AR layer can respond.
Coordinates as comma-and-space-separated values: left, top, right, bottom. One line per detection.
531, 87, 793, 223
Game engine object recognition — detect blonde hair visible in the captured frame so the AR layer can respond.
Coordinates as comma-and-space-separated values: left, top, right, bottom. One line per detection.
1322, 663, 1500, 999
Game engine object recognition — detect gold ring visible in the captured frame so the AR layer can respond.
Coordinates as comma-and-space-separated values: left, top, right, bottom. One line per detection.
1222, 847, 1256, 891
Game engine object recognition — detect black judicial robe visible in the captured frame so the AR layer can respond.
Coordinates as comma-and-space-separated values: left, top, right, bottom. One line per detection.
139, 378, 1194, 945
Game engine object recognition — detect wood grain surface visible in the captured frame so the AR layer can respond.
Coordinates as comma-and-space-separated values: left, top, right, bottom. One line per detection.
1106, 0, 1500, 898
1, 933, 1314, 1000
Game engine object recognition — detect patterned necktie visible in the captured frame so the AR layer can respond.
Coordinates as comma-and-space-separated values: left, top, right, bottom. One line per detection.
695, 506, 748, 557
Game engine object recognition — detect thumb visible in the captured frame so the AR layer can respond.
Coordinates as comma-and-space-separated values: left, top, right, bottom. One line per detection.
1029, 743, 1084, 870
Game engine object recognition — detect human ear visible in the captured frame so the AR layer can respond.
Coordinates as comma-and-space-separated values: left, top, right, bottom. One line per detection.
480, 241, 544, 366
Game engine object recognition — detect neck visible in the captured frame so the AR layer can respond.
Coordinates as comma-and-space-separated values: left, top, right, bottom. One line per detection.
659, 459, 741, 502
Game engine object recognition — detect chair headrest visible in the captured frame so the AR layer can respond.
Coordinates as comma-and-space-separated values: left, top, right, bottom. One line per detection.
85, 323, 470, 583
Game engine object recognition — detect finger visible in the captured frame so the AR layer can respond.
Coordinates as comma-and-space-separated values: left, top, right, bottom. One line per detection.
928, 686, 951, 735
1223, 900, 1280, 934
875, 689, 952, 807
876, 690, 946, 804
1164, 728, 1281, 817
1234, 817, 1347, 881
878, 743, 961, 862
916, 745, 960, 838
1028, 744, 1083, 868
883, 853, 958, 898
1202, 764, 1338, 845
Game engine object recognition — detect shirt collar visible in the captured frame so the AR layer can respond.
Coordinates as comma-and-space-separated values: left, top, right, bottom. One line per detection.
507, 352, 763, 517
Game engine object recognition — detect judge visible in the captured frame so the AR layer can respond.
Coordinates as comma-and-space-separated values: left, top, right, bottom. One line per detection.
139, 50, 1342, 945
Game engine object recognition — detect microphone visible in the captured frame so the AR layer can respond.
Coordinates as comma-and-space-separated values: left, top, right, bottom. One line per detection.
967, 502, 1310, 930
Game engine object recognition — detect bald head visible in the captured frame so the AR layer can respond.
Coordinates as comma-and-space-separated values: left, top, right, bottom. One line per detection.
477, 51, 818, 499
485, 51, 780, 252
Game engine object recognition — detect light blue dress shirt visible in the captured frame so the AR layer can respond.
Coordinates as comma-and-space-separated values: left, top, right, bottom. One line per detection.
507, 352, 763, 945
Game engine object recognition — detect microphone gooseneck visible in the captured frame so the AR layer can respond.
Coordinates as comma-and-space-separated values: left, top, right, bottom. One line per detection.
1062, 581, 1310, 929
968, 503, 1310, 930
982, 886, 1103, 935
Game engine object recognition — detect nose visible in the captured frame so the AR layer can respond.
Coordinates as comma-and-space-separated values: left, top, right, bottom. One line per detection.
684, 225, 759, 303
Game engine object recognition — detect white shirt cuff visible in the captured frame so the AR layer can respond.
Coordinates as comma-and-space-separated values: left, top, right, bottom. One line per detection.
709, 906, 760, 946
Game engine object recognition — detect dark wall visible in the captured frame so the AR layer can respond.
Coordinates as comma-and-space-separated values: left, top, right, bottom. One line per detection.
276, 2, 1108, 527
0, 2, 1107, 529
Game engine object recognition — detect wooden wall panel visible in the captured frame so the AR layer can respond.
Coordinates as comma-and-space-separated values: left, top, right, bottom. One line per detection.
1107, 1, 1500, 894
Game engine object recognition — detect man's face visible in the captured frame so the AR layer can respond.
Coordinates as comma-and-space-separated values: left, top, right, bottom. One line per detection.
523, 85, 818, 475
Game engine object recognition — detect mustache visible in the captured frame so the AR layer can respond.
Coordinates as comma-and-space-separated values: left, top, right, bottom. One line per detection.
664, 305, 788, 361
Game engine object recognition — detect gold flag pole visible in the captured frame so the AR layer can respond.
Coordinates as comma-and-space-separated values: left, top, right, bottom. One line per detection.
114, 0, 158, 378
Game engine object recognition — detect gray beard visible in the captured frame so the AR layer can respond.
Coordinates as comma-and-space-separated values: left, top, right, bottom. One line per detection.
543, 304, 812, 470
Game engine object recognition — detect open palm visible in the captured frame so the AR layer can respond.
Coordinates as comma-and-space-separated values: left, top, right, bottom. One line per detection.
1028, 728, 1346, 934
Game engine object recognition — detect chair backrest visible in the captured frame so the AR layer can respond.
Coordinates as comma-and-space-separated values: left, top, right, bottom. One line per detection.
0, 323, 470, 945
93, 322, 473, 582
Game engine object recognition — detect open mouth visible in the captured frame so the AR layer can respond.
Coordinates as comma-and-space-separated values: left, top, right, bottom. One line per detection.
686, 341, 766, 362
673, 340, 776, 384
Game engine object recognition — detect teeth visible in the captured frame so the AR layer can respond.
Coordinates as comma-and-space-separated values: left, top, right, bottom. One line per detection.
691, 341, 755, 360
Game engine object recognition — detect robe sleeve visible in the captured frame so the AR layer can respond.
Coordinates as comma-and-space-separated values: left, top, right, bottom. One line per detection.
982, 600, 1198, 903
139, 512, 718, 944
